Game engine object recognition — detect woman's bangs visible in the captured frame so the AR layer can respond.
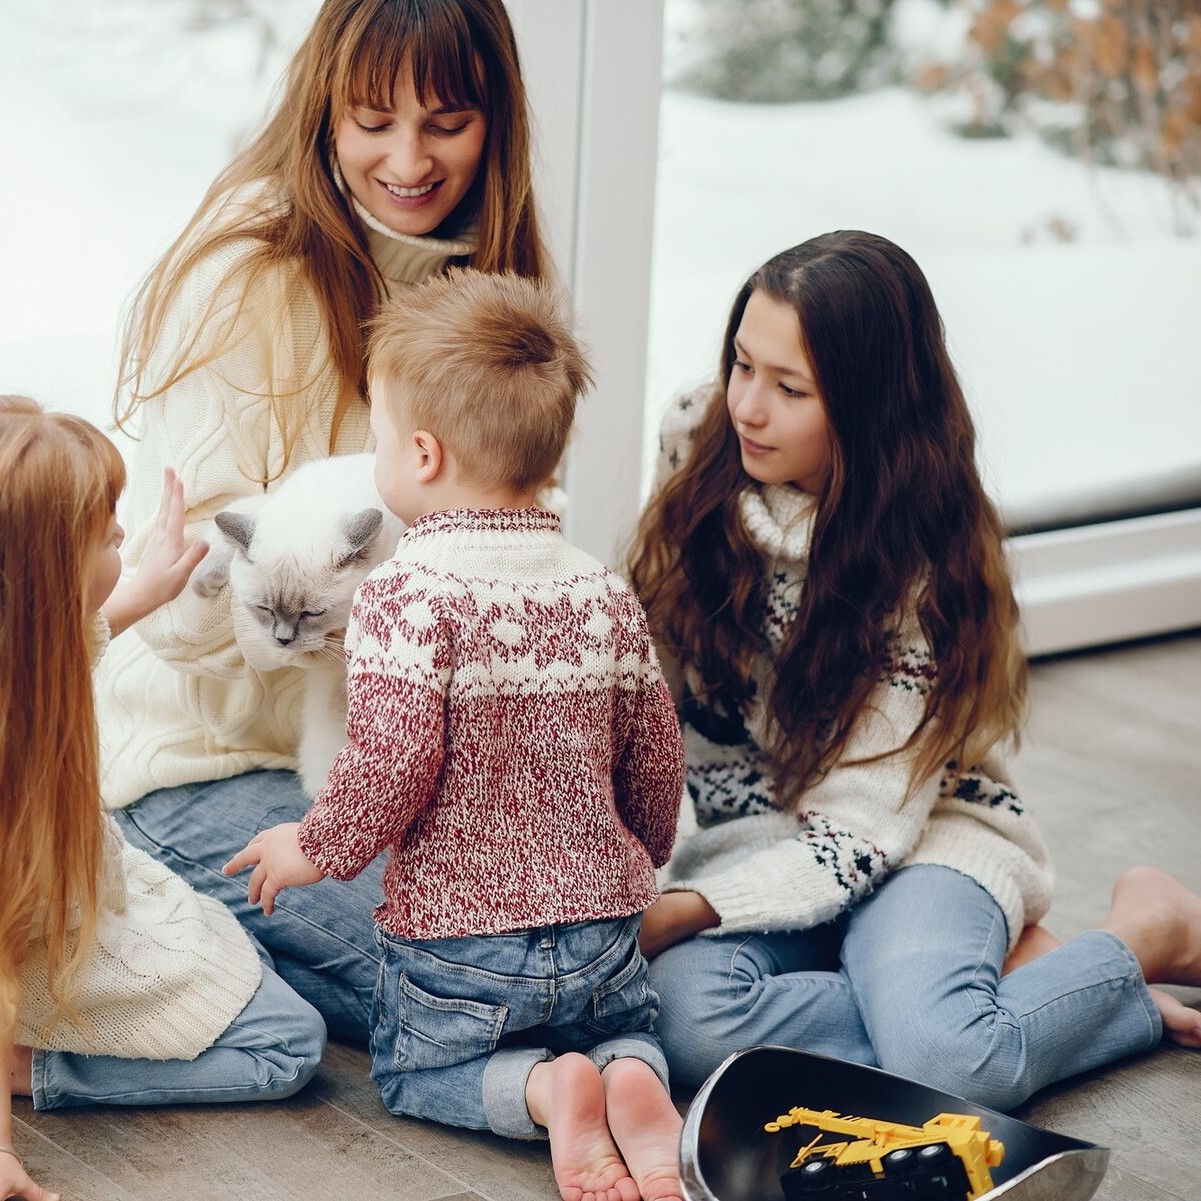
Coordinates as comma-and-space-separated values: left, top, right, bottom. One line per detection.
343, 3, 485, 114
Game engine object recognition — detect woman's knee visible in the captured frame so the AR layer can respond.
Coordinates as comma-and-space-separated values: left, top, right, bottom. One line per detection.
648, 938, 771, 1083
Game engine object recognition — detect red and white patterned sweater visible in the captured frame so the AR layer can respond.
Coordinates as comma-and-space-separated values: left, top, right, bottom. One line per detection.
297, 507, 685, 940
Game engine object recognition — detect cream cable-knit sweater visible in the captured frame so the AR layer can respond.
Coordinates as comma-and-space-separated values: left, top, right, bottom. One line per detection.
18, 617, 262, 1058
298, 507, 685, 939
98, 194, 473, 809
655, 392, 1052, 949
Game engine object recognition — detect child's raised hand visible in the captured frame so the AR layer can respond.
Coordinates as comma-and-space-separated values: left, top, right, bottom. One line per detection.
132, 467, 210, 607
223, 824, 326, 916
102, 468, 210, 638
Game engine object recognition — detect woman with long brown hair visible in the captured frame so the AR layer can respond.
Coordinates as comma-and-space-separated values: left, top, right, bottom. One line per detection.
1, 398, 324, 1201
628, 231, 1201, 1107
98, 0, 552, 1045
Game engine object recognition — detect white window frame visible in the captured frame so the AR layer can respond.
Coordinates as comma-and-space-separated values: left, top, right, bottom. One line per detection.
506, 0, 665, 566
507, 1, 1201, 657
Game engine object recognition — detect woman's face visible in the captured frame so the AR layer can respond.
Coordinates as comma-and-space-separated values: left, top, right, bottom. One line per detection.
335, 62, 487, 238
726, 289, 831, 495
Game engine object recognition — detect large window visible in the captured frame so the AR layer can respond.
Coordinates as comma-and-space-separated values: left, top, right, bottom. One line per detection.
643, 0, 1201, 653
3, 0, 1197, 654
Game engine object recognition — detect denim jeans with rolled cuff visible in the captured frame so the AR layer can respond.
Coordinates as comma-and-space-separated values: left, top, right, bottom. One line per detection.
369, 912, 668, 1138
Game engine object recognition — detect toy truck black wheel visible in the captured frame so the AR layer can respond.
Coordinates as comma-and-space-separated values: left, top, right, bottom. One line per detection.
782, 1158, 885, 1201
885, 1142, 974, 1199
781, 1158, 834, 1199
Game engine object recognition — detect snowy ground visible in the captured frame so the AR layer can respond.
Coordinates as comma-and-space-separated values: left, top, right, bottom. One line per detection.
1, 0, 1198, 530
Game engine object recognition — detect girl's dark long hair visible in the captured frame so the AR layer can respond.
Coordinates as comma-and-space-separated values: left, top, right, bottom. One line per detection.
630, 231, 1026, 804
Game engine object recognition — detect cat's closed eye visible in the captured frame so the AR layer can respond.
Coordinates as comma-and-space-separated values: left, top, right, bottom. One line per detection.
300, 609, 327, 620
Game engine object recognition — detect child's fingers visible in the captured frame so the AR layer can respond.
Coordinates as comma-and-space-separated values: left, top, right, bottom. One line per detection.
223, 843, 259, 876
167, 471, 187, 530
259, 876, 280, 917
246, 863, 266, 908
177, 538, 210, 579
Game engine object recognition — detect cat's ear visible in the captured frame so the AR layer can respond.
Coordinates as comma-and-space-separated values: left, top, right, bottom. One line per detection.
339, 508, 384, 565
214, 511, 258, 557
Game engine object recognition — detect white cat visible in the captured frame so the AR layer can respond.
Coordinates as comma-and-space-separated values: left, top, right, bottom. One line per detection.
192, 453, 406, 796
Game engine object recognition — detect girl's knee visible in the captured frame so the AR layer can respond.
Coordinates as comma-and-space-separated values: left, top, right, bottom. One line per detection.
266, 1005, 327, 1098
875, 1038, 1029, 1113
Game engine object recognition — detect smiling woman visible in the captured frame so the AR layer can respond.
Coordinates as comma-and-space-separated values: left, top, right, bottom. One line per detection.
90, 0, 553, 1051
335, 66, 488, 238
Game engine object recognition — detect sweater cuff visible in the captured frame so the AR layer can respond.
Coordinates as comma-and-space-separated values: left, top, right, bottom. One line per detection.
663, 862, 846, 937
295, 814, 356, 882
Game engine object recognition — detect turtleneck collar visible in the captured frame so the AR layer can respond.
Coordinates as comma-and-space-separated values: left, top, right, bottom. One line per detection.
738, 484, 817, 564
350, 192, 477, 286
331, 158, 477, 288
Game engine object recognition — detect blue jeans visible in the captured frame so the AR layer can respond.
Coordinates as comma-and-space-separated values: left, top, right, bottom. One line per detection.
113, 770, 385, 1044
31, 959, 326, 1109
650, 865, 1162, 1110
370, 914, 669, 1138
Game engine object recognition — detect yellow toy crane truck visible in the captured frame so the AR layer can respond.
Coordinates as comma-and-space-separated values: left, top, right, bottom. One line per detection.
764, 1107, 1006, 1200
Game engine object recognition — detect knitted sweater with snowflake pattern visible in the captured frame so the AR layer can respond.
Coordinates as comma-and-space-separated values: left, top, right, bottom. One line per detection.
654, 391, 1053, 950
297, 506, 685, 940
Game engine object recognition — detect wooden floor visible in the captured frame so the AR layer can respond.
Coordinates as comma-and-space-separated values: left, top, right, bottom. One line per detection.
14, 632, 1201, 1201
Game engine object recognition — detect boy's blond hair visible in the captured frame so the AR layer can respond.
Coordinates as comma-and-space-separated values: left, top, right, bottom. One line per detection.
368, 269, 592, 492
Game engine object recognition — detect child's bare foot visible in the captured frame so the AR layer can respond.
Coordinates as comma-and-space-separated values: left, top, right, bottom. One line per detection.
526, 1054, 639, 1201
9, 1044, 33, 1097
1002, 923, 1060, 974
602, 1058, 684, 1201
1150, 987, 1201, 1048
1102, 866, 1201, 988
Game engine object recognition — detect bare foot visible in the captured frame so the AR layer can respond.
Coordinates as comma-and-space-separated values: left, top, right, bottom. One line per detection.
1150, 988, 1201, 1048
10, 1044, 33, 1097
1003, 923, 1060, 974
602, 1058, 685, 1201
1102, 866, 1201, 987
526, 1054, 639, 1201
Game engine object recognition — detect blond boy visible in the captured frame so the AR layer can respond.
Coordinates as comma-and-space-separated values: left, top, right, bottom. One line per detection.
229, 270, 687, 1201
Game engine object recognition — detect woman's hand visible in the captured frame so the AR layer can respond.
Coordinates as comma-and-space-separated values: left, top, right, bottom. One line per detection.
103, 467, 210, 638
640, 890, 720, 960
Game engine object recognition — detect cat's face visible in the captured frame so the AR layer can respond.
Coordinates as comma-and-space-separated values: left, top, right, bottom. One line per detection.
217, 507, 388, 666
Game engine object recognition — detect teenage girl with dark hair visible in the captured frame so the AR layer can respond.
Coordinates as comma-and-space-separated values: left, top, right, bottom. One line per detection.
629, 230, 1201, 1108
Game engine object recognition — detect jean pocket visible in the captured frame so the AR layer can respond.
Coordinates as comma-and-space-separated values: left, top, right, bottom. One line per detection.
586, 935, 657, 1037
390, 970, 509, 1072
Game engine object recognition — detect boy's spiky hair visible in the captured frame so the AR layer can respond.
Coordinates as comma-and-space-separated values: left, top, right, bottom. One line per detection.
368, 268, 592, 492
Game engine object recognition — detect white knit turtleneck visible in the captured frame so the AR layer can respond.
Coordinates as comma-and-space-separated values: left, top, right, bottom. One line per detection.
98, 186, 474, 809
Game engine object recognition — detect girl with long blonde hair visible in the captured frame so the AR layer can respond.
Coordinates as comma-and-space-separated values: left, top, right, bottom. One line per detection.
99, 0, 553, 1045
1, 398, 325, 1201
628, 231, 1201, 1107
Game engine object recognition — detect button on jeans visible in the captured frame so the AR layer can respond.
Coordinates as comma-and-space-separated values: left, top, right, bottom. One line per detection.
369, 913, 669, 1138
